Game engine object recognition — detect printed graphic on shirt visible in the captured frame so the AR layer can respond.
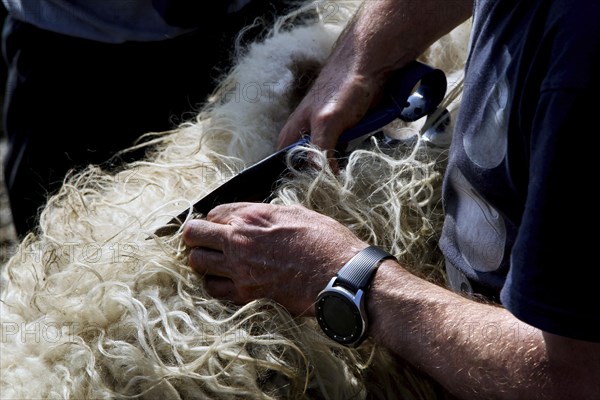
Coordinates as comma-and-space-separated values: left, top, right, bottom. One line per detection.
446, 44, 513, 274
463, 46, 511, 169
449, 167, 506, 273
445, 259, 474, 293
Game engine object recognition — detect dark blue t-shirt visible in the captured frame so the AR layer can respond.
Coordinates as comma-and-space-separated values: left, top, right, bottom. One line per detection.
440, 0, 600, 341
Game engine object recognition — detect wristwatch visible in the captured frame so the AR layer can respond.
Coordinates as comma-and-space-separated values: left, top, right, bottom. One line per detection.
315, 245, 396, 347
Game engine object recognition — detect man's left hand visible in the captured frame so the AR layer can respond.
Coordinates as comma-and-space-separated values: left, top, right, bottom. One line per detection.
182, 203, 367, 316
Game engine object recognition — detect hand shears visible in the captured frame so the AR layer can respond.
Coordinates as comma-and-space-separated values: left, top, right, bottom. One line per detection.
152, 61, 447, 237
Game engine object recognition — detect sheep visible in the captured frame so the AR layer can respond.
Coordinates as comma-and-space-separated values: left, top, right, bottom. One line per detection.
0, 1, 471, 398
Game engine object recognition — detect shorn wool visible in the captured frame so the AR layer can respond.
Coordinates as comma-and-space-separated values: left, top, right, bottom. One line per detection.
0, 2, 471, 399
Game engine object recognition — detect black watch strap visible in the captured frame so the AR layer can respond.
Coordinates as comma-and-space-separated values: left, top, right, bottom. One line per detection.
336, 246, 396, 291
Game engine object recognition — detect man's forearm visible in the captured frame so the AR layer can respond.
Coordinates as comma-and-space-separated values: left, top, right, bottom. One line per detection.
368, 261, 599, 399
334, 0, 473, 79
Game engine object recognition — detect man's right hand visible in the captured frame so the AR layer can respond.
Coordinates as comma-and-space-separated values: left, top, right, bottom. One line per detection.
276, 62, 385, 152
276, 0, 473, 152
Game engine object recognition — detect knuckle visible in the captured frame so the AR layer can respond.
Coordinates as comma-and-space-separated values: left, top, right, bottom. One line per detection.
313, 106, 340, 127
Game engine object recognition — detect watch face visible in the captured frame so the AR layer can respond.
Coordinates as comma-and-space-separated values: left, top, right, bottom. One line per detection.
316, 290, 363, 345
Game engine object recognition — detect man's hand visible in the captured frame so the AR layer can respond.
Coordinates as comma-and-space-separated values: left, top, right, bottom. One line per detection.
182, 203, 367, 316
276, 63, 384, 151
276, 0, 472, 151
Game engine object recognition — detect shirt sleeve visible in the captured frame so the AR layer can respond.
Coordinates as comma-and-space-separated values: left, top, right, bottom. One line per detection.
500, 86, 600, 341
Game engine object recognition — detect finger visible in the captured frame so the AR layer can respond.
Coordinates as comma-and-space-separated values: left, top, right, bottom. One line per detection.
189, 247, 230, 278
327, 155, 340, 175
309, 107, 351, 151
310, 132, 339, 153
306, 125, 343, 175
207, 202, 279, 227
182, 219, 229, 250
205, 202, 254, 224
277, 126, 304, 150
203, 275, 237, 302
277, 110, 310, 150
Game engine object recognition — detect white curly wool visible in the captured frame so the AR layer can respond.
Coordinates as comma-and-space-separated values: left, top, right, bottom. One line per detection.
0, 2, 471, 399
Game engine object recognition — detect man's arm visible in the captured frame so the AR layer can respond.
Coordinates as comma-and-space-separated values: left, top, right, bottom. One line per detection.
370, 261, 600, 399
277, 0, 473, 150
183, 203, 600, 400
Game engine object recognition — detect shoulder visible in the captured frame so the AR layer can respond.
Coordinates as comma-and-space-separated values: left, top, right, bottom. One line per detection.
540, 1, 600, 90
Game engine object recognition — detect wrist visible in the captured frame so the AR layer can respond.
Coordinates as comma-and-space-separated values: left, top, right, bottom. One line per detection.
366, 259, 446, 355
315, 246, 396, 347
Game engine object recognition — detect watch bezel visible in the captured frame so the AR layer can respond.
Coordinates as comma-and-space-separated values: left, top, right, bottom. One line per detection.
315, 279, 367, 347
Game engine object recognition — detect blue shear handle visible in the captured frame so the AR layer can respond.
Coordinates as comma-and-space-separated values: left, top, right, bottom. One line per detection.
338, 61, 447, 144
